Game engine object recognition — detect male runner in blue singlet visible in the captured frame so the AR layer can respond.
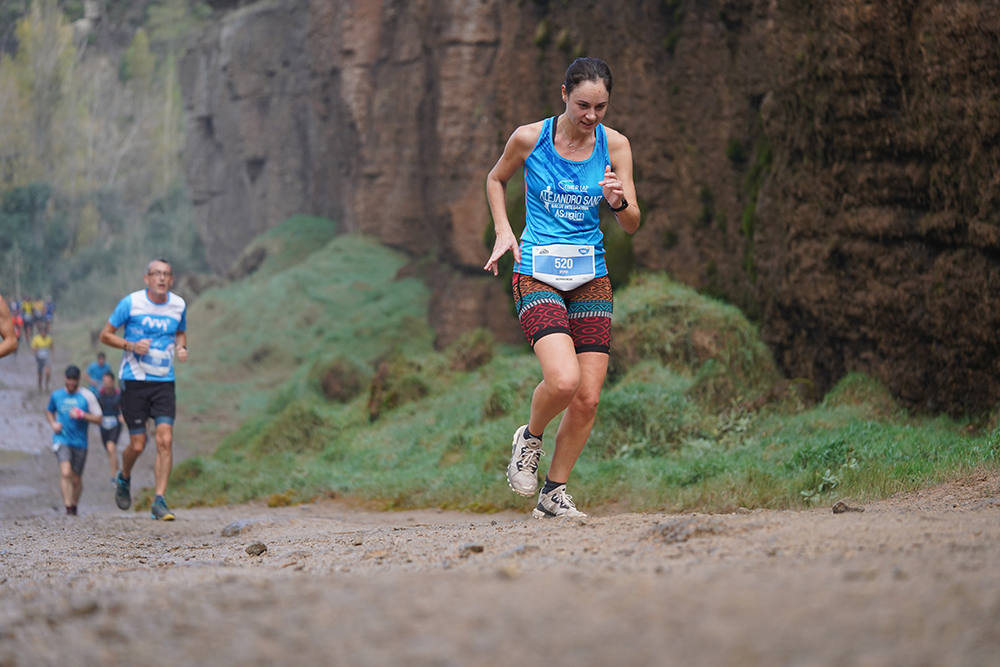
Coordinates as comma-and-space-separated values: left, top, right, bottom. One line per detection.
46, 365, 102, 515
86, 351, 111, 393
99, 258, 188, 520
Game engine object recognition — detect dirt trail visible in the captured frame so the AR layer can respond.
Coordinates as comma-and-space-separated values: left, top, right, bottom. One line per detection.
0, 347, 163, 520
2, 353, 1000, 666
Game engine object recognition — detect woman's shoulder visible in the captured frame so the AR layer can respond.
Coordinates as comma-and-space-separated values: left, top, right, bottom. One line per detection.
509, 119, 548, 150
496, 120, 548, 163
601, 124, 631, 151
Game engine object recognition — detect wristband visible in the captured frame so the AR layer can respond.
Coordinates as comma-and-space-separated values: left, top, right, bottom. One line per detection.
609, 197, 629, 212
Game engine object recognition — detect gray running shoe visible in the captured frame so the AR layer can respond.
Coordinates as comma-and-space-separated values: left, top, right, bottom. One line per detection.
151, 497, 175, 521
532, 483, 587, 519
114, 472, 131, 510
506, 425, 543, 497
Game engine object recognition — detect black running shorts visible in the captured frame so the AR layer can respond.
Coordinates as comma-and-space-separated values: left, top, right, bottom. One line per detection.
121, 380, 176, 434
100, 425, 122, 444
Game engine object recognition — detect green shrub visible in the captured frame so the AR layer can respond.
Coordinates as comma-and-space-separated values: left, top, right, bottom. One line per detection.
448, 329, 495, 371
313, 356, 368, 403
591, 364, 702, 458
367, 355, 431, 420
822, 372, 901, 417
249, 401, 329, 456
613, 273, 781, 408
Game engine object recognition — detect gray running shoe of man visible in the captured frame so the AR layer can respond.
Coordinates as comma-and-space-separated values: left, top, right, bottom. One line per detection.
151, 496, 175, 521
114, 472, 131, 510
532, 483, 587, 519
506, 425, 543, 497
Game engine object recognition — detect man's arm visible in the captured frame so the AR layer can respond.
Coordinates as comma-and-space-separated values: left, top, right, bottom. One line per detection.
100, 321, 134, 353
0, 296, 16, 359
46, 409, 62, 434
175, 330, 188, 362
79, 389, 103, 425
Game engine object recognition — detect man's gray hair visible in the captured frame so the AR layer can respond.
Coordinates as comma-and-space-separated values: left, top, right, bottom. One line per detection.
146, 258, 172, 274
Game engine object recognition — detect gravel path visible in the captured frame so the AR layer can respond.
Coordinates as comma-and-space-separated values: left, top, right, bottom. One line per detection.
3, 350, 1000, 666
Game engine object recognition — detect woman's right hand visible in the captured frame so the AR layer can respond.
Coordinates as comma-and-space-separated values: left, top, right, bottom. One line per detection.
484, 230, 521, 276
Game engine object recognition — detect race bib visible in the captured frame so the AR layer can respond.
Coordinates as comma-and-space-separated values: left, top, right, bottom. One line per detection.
532, 244, 596, 291
101, 416, 118, 429
138, 347, 173, 376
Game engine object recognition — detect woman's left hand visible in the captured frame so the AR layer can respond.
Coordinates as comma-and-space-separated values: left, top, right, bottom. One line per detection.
598, 164, 625, 209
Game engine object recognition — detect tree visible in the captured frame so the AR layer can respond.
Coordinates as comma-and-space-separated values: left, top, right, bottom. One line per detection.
120, 27, 153, 86
10, 0, 75, 175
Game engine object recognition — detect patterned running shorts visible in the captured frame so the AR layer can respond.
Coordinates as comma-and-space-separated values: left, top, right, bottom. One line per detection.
512, 273, 612, 354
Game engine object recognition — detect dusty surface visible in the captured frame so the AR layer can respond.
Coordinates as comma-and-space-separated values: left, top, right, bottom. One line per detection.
3, 353, 1000, 666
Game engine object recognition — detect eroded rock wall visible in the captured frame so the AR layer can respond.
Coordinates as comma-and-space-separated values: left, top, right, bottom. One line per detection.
753, 1, 1000, 411
178, 0, 1000, 412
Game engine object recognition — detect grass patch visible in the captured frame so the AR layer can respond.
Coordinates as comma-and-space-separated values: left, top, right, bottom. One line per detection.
118, 217, 1000, 514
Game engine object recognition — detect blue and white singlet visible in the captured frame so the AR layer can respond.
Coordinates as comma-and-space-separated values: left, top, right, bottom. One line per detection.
109, 290, 187, 382
514, 116, 611, 278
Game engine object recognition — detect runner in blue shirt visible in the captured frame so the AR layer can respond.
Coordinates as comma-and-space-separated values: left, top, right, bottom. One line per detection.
484, 58, 640, 519
99, 258, 189, 521
86, 351, 111, 393
45, 365, 102, 515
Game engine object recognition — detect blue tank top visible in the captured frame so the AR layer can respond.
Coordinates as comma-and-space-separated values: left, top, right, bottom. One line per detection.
515, 116, 610, 277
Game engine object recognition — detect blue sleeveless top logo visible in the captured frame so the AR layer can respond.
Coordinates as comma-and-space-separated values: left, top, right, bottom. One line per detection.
515, 116, 610, 280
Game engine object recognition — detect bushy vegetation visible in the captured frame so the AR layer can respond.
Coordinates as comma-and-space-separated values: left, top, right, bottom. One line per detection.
0, 0, 210, 316
152, 217, 1000, 514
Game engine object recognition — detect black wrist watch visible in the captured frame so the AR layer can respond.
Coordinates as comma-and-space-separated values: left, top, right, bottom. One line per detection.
609, 198, 629, 212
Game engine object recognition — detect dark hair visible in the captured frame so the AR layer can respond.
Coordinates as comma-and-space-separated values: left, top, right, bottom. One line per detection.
97, 351, 106, 360
103, 370, 115, 380
65, 365, 81, 379
563, 57, 613, 96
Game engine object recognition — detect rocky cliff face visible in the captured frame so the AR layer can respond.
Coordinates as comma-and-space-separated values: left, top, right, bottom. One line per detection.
752, 1, 1000, 412
179, 0, 1000, 413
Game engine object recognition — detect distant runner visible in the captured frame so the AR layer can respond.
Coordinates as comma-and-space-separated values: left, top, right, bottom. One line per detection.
21, 298, 33, 339
97, 370, 125, 484
0, 293, 17, 359
86, 351, 111, 393
99, 258, 188, 521
45, 365, 102, 515
30, 322, 54, 392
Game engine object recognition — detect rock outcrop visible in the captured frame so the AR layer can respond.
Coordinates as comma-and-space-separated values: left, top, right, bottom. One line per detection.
178, 0, 1000, 413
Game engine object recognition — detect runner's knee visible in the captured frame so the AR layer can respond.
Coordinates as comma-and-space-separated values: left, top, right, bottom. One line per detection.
155, 429, 172, 449
569, 389, 601, 418
545, 368, 581, 399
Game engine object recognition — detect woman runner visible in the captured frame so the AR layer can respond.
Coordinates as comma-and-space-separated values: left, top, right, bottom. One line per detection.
483, 57, 640, 518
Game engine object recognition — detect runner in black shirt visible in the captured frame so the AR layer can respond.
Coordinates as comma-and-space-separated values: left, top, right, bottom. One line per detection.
97, 371, 125, 484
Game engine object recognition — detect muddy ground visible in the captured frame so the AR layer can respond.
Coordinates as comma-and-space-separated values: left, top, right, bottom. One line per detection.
2, 350, 999, 666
